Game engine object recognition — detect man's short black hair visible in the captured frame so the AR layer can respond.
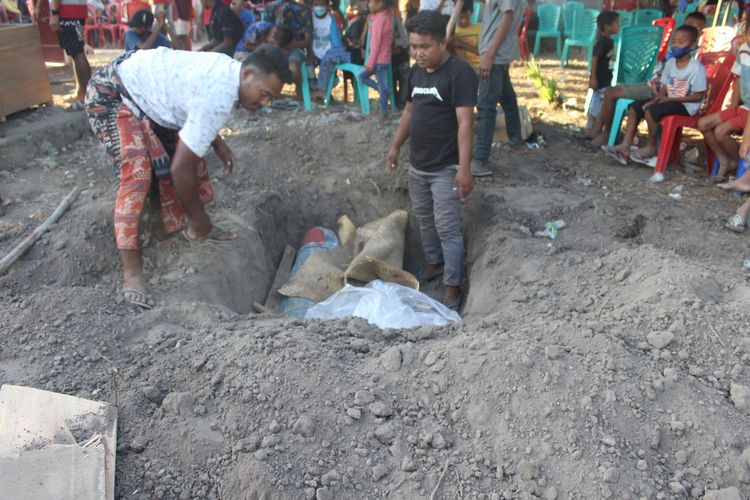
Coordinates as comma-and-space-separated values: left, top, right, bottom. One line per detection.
675, 24, 700, 43
273, 26, 293, 48
686, 11, 707, 23
406, 10, 448, 42
242, 44, 293, 84
597, 10, 619, 31
460, 0, 474, 15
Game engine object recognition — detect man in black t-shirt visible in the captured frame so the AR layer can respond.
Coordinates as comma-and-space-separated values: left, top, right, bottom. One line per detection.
199, 0, 244, 57
387, 10, 479, 311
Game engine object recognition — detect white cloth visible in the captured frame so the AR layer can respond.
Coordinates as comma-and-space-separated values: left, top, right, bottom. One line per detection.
419, 0, 453, 16
117, 47, 241, 157
732, 42, 750, 75
312, 13, 332, 60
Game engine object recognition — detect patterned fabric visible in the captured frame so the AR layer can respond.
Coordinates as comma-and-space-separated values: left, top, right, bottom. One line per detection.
268, 0, 312, 41
85, 55, 213, 250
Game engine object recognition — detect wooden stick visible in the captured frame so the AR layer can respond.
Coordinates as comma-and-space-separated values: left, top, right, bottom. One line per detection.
445, 0, 465, 41
430, 459, 451, 500
0, 186, 82, 276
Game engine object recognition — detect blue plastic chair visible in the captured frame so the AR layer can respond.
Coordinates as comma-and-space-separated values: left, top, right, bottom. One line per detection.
560, 8, 598, 68
712, 158, 748, 196
533, 3, 562, 58
607, 25, 664, 145
299, 62, 313, 112
617, 10, 634, 28
562, 1, 584, 39
635, 8, 662, 25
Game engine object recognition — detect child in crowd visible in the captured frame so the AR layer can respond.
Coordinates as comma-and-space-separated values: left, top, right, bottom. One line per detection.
123, 9, 172, 51
585, 10, 619, 134
344, 1, 368, 65
310, 0, 350, 94
698, 21, 750, 182
243, 21, 276, 52
586, 11, 707, 146
387, 10, 478, 310
393, 8, 411, 108
451, 3, 481, 71
603, 25, 706, 166
359, 0, 394, 117
719, 114, 750, 231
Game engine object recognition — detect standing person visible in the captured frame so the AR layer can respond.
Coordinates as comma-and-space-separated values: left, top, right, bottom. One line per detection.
199, 0, 244, 56
173, 0, 194, 50
358, 0, 394, 117
35, 0, 92, 110
451, 3, 481, 70
470, 0, 525, 177
123, 9, 172, 51
584, 10, 619, 135
387, 11, 478, 310
84, 45, 292, 308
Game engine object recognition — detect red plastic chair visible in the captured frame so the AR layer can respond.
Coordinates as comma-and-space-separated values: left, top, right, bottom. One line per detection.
99, 3, 122, 47
696, 26, 737, 56
84, 5, 105, 47
654, 51, 736, 175
652, 17, 675, 61
518, 8, 533, 62
605, 0, 637, 10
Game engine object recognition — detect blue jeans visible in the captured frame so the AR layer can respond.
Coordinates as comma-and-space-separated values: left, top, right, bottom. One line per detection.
474, 64, 521, 164
358, 64, 389, 116
408, 165, 464, 286
316, 48, 351, 90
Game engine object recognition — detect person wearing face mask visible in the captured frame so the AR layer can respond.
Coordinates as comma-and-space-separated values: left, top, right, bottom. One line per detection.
602, 25, 707, 167
84, 46, 292, 309
310, 0, 350, 96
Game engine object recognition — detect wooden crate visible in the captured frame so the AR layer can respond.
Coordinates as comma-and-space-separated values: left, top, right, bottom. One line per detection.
0, 24, 53, 120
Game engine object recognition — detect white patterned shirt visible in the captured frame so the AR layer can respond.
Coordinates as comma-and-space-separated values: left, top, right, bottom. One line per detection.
117, 48, 241, 157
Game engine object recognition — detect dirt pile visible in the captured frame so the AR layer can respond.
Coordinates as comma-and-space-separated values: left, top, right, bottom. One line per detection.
2, 60, 750, 499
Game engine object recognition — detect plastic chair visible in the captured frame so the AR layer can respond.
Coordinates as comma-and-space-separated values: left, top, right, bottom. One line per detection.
697, 26, 737, 56
471, 2, 482, 24
84, 5, 105, 48
560, 8, 598, 68
617, 10, 634, 28
299, 61, 312, 112
653, 52, 736, 176
607, 25, 664, 145
533, 3, 562, 58
518, 8, 533, 62
635, 8, 662, 26
562, 1, 584, 39
672, 11, 687, 27
652, 17, 675, 61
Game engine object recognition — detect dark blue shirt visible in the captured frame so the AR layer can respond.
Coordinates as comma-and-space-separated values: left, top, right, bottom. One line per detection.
124, 29, 172, 52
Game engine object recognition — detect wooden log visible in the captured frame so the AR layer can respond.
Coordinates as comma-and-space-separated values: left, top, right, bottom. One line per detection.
0, 186, 82, 276
263, 244, 296, 312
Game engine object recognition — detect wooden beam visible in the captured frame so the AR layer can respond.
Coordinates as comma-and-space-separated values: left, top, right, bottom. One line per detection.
263, 245, 296, 312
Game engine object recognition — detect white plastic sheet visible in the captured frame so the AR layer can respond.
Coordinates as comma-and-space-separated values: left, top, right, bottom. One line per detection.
304, 280, 460, 329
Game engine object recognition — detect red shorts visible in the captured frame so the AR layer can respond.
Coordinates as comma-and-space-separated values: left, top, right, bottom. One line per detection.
719, 107, 749, 131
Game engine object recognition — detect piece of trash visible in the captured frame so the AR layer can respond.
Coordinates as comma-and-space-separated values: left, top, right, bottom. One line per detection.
577, 177, 593, 187
305, 280, 460, 328
684, 148, 699, 164
534, 220, 566, 239
526, 142, 540, 150
672, 185, 684, 194
668, 193, 682, 200
743, 259, 750, 270
668, 185, 683, 200
564, 97, 577, 107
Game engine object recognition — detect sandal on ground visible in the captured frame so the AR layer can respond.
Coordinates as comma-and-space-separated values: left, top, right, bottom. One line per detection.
471, 161, 493, 177
725, 214, 747, 233
182, 225, 236, 242
601, 145, 628, 166
629, 146, 657, 167
66, 100, 85, 112
121, 287, 155, 309
444, 299, 461, 312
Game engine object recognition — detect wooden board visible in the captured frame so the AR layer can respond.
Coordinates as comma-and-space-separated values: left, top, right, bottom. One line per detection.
26, 0, 66, 63
0, 385, 117, 500
263, 244, 297, 312
0, 24, 54, 118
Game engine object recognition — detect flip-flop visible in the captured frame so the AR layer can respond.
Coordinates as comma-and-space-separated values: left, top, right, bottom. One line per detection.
444, 299, 461, 312
182, 225, 236, 242
601, 145, 628, 166
630, 147, 657, 168
121, 287, 155, 309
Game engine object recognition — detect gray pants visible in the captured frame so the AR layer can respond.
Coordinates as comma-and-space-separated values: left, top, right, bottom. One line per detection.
408, 165, 464, 287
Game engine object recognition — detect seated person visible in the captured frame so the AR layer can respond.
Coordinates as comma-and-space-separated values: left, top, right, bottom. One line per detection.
230, 0, 256, 54
603, 25, 706, 165
719, 111, 750, 232
199, 0, 245, 56
272, 26, 305, 95
242, 21, 276, 52
698, 20, 750, 182
310, 0, 349, 95
267, 0, 312, 84
586, 11, 707, 146
124, 9, 172, 51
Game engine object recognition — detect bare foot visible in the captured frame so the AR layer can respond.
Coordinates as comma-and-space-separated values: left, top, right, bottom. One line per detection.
635, 146, 656, 159
718, 176, 750, 192
590, 133, 607, 147
612, 144, 631, 160
422, 263, 444, 281
122, 273, 155, 308
712, 159, 738, 182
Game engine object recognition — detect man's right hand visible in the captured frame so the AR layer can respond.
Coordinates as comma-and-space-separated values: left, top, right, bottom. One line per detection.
155, 9, 166, 26
49, 13, 60, 32
387, 146, 399, 174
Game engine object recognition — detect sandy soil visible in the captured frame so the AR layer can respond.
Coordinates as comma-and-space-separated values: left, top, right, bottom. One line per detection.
2, 52, 750, 499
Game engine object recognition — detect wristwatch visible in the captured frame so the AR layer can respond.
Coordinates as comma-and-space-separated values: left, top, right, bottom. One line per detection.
50, 8, 59, 14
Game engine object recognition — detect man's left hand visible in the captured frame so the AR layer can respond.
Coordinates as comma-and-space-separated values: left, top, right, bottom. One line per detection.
454, 168, 474, 202
213, 138, 235, 174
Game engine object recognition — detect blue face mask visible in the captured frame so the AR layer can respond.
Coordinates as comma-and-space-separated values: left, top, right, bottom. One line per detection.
313, 6, 327, 16
669, 46, 693, 59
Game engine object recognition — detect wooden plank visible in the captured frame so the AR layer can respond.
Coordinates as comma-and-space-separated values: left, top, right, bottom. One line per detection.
0, 24, 53, 117
263, 244, 296, 312
0, 385, 117, 500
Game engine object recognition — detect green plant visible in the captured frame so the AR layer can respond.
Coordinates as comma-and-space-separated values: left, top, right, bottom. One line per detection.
525, 56, 562, 108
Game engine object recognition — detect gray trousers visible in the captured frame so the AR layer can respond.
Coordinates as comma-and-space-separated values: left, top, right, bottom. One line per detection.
408, 165, 464, 287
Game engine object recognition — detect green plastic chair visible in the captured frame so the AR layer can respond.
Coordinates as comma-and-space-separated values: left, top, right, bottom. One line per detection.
533, 3, 562, 58
562, 1, 584, 38
560, 8, 599, 68
635, 8, 662, 25
607, 25, 664, 145
300, 62, 313, 112
617, 10, 634, 28
672, 12, 687, 26
471, 2, 482, 24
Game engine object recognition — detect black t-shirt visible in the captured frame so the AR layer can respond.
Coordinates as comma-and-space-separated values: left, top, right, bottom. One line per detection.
210, 2, 244, 56
407, 55, 479, 171
592, 35, 615, 89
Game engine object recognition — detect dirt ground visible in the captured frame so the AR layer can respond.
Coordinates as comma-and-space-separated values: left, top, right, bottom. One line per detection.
2, 50, 750, 500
